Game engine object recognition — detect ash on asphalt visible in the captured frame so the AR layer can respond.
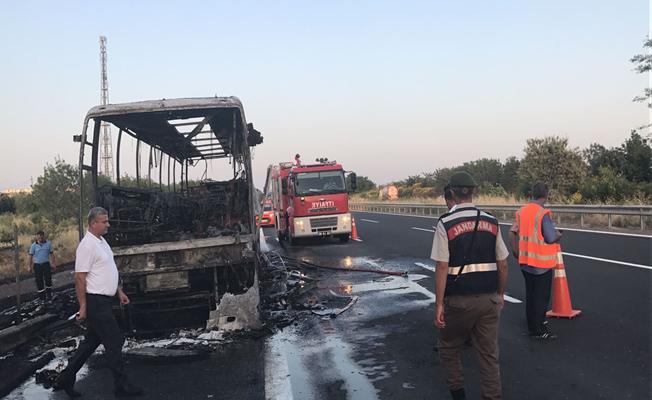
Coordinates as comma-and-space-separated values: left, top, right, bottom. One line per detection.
261, 228, 456, 399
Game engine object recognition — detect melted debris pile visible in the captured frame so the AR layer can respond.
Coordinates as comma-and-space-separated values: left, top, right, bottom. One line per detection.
259, 251, 359, 331
0, 288, 79, 332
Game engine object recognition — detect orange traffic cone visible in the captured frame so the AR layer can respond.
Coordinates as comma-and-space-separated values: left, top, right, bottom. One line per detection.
546, 250, 582, 318
350, 216, 361, 241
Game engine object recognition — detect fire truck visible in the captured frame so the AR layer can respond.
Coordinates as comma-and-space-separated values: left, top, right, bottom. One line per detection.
264, 159, 357, 244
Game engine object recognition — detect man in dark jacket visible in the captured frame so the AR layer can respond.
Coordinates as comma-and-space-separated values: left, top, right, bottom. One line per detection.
432, 172, 509, 400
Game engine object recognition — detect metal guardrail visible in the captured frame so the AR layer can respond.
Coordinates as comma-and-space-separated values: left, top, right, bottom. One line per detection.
350, 202, 652, 232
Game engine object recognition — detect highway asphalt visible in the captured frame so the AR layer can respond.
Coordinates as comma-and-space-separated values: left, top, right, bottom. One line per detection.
349, 211, 651, 399
7, 211, 650, 400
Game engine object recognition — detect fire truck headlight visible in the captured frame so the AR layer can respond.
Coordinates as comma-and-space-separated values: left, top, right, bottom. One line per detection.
342, 214, 350, 223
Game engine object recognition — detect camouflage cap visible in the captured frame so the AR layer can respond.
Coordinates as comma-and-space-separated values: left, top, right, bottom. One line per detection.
449, 171, 477, 187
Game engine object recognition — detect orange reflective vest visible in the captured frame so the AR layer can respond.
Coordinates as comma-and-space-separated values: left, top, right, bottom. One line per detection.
516, 203, 558, 269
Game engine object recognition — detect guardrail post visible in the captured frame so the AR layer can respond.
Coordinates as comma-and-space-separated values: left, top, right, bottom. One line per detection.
608, 214, 612, 230
13, 225, 21, 309
580, 213, 584, 228
641, 208, 645, 231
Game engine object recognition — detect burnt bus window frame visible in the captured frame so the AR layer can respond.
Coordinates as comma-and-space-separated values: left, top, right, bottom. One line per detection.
77, 100, 258, 243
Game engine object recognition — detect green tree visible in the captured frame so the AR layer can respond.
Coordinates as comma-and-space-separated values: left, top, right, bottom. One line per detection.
583, 143, 625, 176
620, 131, 652, 182
13, 193, 38, 215
348, 175, 376, 192
0, 195, 15, 214
518, 136, 587, 198
432, 168, 457, 191
579, 166, 635, 202
500, 156, 520, 194
461, 158, 503, 187
31, 159, 79, 225
631, 37, 652, 105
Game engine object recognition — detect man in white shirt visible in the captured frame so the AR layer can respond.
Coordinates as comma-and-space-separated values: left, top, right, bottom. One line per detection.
55, 207, 143, 398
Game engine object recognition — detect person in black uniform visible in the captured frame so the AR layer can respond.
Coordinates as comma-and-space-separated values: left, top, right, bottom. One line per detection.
432, 172, 509, 400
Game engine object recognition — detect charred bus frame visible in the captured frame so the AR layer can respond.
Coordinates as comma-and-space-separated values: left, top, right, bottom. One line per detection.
74, 97, 263, 334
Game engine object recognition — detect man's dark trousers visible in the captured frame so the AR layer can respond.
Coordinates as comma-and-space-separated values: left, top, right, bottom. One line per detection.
522, 269, 553, 335
438, 293, 503, 400
33, 262, 53, 300
58, 294, 127, 388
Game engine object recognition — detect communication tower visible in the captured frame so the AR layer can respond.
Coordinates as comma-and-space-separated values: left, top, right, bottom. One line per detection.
99, 35, 114, 179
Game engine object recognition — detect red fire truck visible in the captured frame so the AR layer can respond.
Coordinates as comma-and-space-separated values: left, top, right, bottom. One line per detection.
265, 159, 357, 244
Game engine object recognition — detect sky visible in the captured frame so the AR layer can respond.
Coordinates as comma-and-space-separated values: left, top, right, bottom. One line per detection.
0, 1, 649, 190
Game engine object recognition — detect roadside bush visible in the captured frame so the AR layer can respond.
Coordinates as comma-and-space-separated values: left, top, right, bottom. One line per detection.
0, 195, 16, 214
478, 183, 508, 198
0, 214, 37, 241
398, 186, 413, 198
579, 166, 637, 203
411, 184, 437, 198
13, 193, 38, 215
354, 189, 378, 200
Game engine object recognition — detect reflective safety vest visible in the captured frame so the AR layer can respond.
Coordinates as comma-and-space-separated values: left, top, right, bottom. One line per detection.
440, 206, 500, 296
516, 203, 558, 269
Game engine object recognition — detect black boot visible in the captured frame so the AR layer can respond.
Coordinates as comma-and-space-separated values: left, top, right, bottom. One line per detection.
53, 374, 82, 398
115, 382, 144, 397
450, 388, 466, 400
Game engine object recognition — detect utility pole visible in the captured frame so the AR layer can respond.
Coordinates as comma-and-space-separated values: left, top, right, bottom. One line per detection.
99, 35, 114, 180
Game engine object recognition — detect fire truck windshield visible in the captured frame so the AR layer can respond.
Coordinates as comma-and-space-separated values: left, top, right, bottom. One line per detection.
294, 170, 346, 195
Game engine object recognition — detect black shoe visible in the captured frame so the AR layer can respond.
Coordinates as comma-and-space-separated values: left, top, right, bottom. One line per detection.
450, 388, 466, 399
53, 377, 82, 398
115, 382, 144, 397
530, 331, 558, 340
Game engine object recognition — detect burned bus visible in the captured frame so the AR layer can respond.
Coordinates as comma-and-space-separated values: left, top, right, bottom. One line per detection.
74, 97, 263, 334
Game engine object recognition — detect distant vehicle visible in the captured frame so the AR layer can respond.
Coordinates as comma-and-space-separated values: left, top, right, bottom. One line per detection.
74, 97, 263, 333
256, 199, 276, 227
265, 158, 357, 244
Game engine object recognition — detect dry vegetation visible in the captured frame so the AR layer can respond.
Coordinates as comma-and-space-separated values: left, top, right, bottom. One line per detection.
0, 227, 77, 282
351, 194, 522, 205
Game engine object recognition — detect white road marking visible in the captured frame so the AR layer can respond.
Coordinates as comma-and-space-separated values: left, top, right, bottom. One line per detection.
411, 227, 435, 233
355, 210, 651, 238
503, 294, 522, 304
265, 335, 295, 400
415, 263, 524, 303
561, 252, 652, 270
360, 218, 379, 223
414, 262, 435, 272
259, 229, 270, 252
497, 222, 651, 238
